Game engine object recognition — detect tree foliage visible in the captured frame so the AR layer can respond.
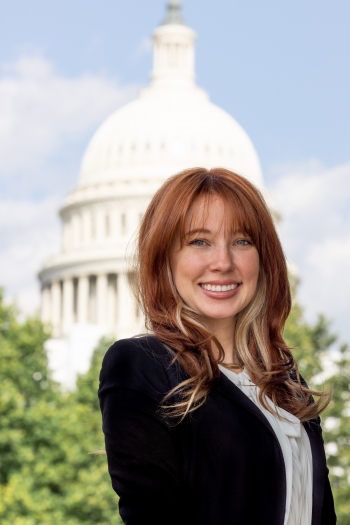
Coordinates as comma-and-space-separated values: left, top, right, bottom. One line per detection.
0, 289, 349, 523
285, 300, 350, 524
0, 290, 122, 524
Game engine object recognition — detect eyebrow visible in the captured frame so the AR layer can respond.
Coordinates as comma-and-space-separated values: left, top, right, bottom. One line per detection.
185, 228, 212, 236
185, 228, 247, 237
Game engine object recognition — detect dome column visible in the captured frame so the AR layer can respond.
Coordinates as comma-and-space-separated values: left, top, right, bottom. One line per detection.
96, 273, 108, 326
51, 280, 62, 337
107, 274, 117, 329
77, 275, 89, 324
41, 284, 51, 325
62, 278, 74, 335
117, 271, 135, 338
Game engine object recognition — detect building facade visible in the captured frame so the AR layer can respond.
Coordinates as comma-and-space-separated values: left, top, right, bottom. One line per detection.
38, 0, 265, 386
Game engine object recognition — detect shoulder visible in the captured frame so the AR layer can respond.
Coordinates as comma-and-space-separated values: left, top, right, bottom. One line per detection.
99, 335, 183, 403
101, 335, 175, 374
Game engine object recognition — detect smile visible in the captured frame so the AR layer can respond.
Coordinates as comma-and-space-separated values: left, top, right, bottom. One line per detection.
200, 283, 239, 292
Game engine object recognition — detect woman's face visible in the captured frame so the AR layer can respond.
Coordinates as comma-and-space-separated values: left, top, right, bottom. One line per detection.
170, 195, 260, 332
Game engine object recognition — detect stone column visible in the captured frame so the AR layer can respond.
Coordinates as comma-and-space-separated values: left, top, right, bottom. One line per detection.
107, 274, 117, 328
51, 280, 61, 337
96, 273, 108, 326
117, 271, 135, 338
62, 278, 74, 335
41, 284, 51, 324
77, 275, 89, 324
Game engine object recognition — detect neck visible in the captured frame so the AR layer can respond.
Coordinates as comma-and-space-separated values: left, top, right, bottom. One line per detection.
208, 318, 236, 363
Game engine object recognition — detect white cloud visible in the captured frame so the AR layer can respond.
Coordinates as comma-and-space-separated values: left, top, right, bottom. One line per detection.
0, 54, 138, 192
0, 53, 139, 313
269, 160, 350, 344
0, 196, 61, 315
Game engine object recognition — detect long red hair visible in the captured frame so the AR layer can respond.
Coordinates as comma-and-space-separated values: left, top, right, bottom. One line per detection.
135, 167, 329, 421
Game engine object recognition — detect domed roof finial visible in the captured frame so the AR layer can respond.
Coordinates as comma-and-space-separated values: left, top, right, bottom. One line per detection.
162, 0, 186, 25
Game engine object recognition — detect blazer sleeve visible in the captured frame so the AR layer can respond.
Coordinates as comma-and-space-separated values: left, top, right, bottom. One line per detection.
98, 339, 188, 525
316, 416, 337, 525
296, 372, 337, 524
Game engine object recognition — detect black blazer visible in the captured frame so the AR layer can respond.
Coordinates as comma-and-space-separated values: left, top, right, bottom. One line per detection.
98, 336, 336, 525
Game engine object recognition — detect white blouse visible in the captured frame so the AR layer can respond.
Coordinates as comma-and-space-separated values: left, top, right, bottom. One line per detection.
219, 365, 313, 525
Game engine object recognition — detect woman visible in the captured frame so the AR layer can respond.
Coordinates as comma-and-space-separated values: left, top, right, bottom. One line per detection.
99, 167, 336, 525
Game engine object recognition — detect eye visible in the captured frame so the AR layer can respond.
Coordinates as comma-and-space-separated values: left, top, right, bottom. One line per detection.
235, 239, 252, 246
189, 238, 208, 247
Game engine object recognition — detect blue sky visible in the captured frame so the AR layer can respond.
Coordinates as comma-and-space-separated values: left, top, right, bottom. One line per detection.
0, 0, 349, 344
1, 0, 350, 179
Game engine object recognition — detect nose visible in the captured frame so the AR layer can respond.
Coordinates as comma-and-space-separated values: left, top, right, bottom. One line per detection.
209, 244, 234, 273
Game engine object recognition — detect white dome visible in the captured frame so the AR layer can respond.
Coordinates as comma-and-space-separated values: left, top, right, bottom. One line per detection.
79, 83, 263, 189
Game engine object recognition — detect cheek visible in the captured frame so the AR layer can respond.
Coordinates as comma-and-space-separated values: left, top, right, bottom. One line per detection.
172, 251, 206, 284
252, 259, 261, 290
241, 251, 260, 284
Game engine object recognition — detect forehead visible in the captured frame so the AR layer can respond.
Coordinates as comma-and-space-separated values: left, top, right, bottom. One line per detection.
184, 194, 245, 235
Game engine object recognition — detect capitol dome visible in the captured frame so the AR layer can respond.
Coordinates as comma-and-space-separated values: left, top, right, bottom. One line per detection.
78, 81, 263, 189
38, 0, 266, 387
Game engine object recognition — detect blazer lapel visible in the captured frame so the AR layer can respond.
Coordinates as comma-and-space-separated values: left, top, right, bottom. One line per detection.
217, 372, 285, 439
217, 373, 287, 491
218, 373, 327, 525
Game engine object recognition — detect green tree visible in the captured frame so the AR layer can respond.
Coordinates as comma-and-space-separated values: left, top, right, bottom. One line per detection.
0, 290, 122, 525
323, 344, 350, 524
285, 300, 350, 524
0, 289, 56, 488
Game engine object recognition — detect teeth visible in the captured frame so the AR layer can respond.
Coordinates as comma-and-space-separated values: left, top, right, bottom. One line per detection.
201, 283, 238, 292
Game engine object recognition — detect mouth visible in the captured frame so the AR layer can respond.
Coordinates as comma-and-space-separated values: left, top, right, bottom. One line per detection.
200, 283, 240, 292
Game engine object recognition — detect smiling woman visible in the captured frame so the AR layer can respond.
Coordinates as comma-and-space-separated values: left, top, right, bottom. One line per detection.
170, 195, 260, 354
98, 167, 336, 525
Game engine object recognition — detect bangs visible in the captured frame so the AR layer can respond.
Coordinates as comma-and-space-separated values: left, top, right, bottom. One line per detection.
177, 182, 261, 248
